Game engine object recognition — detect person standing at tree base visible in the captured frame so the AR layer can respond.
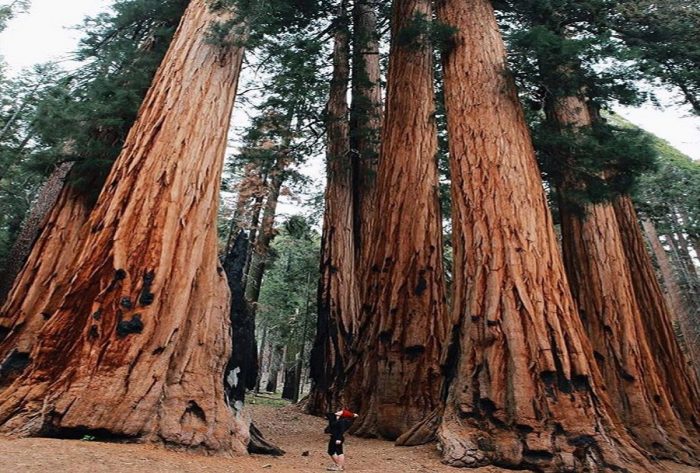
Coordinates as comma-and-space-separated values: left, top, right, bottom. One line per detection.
325, 408, 358, 471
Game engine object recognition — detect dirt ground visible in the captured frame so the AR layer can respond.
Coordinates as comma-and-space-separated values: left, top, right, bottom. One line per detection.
0, 401, 696, 473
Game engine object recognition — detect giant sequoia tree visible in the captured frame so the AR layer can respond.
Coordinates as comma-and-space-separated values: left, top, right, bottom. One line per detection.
503, 0, 700, 461
308, 0, 359, 415
343, 0, 448, 440
0, 0, 249, 452
0, 0, 189, 382
436, 0, 654, 470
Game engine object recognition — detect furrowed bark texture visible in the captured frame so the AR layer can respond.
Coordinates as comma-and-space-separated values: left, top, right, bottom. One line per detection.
0, 183, 90, 384
244, 156, 286, 313
642, 218, 700, 378
0, 0, 248, 453
0, 163, 74, 305
308, 0, 358, 415
350, 0, 382, 266
437, 1, 654, 471
344, 0, 448, 441
613, 196, 700, 439
554, 93, 699, 462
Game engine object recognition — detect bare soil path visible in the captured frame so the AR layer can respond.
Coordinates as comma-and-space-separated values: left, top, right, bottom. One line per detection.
0, 400, 696, 472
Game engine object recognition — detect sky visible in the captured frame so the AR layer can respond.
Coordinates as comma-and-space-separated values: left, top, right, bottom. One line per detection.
0, 0, 699, 161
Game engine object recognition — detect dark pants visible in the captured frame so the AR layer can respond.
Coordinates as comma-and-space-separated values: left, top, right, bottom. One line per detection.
328, 438, 344, 456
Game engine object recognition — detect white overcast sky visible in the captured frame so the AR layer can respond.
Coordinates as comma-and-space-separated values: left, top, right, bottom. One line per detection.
1, 0, 699, 161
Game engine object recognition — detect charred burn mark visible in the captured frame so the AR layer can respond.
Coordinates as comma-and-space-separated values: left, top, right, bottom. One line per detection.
116, 315, 144, 338
88, 325, 99, 339
593, 351, 605, 363
184, 400, 206, 422
107, 269, 127, 292
378, 331, 391, 344
572, 375, 589, 392
92, 310, 102, 321
0, 325, 8, 341
441, 324, 461, 402
120, 297, 133, 310
621, 370, 636, 382
470, 314, 480, 322
404, 345, 425, 360
139, 271, 156, 306
569, 435, 596, 449
415, 271, 427, 296
0, 350, 31, 377
522, 450, 554, 462
516, 424, 534, 434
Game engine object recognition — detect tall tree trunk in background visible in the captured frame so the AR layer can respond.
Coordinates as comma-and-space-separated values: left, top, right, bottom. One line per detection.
436, 1, 653, 470
350, 0, 382, 266
265, 344, 284, 393
254, 323, 269, 393
0, 163, 74, 305
244, 157, 286, 314
0, 0, 249, 453
343, 0, 447, 441
674, 225, 700, 279
643, 218, 700, 376
551, 91, 698, 461
613, 196, 700, 432
0, 184, 90, 385
282, 336, 299, 401
642, 218, 686, 325
308, 0, 358, 415
222, 231, 256, 409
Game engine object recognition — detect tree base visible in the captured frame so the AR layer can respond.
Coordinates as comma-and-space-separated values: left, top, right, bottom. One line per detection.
438, 414, 659, 473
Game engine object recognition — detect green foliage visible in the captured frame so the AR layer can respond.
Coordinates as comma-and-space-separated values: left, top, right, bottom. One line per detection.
613, 0, 700, 114
0, 0, 187, 273
622, 116, 700, 238
396, 13, 457, 52
32, 0, 189, 199
0, 0, 29, 34
499, 0, 659, 209
535, 119, 657, 212
257, 218, 320, 350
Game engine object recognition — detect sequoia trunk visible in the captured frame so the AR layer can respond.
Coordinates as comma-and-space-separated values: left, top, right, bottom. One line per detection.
343, 0, 447, 441
350, 0, 382, 265
613, 196, 700, 436
0, 0, 248, 453
0, 183, 90, 383
308, 0, 359, 415
437, 0, 654, 470
0, 163, 74, 305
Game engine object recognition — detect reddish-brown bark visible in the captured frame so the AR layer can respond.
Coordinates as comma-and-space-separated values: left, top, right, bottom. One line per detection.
343, 0, 447, 441
642, 218, 700, 378
308, 0, 358, 415
551, 91, 699, 463
613, 196, 700, 439
0, 163, 74, 305
350, 0, 382, 267
436, 0, 654, 470
0, 0, 248, 453
0, 183, 90, 384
